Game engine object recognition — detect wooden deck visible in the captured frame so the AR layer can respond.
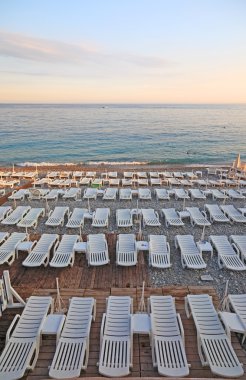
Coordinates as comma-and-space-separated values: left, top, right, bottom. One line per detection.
1, 286, 246, 380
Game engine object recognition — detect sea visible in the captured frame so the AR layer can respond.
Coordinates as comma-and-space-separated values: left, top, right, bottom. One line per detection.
0, 103, 245, 167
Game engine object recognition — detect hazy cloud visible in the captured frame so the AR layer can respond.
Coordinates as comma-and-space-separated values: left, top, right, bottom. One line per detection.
0, 30, 173, 68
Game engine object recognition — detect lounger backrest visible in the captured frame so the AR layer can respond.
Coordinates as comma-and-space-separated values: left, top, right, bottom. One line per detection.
56, 235, 79, 252
104, 296, 131, 336
118, 234, 135, 251
228, 294, 246, 330
51, 207, 68, 218
186, 207, 202, 218
150, 296, 180, 336
230, 235, 246, 253
205, 204, 223, 215
0, 233, 27, 251
31, 234, 58, 253
149, 235, 167, 253
163, 208, 178, 218
210, 235, 235, 254
176, 235, 198, 253
88, 234, 106, 251
221, 205, 240, 216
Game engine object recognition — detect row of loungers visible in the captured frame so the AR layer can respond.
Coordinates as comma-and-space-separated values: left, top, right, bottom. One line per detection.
1, 231, 246, 270
0, 293, 245, 379
8, 186, 246, 201
1, 204, 246, 229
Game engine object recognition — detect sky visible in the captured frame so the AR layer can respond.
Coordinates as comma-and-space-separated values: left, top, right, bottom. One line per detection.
0, 0, 246, 103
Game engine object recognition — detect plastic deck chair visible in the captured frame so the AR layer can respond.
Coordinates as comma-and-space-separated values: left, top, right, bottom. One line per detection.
175, 235, 207, 269
142, 209, 161, 227
148, 295, 189, 377
162, 208, 184, 227
49, 297, 96, 379
185, 294, 244, 378
116, 234, 137, 266
116, 209, 133, 228
148, 235, 171, 268
0, 232, 27, 265
22, 234, 59, 267
0, 296, 53, 380
210, 235, 246, 271
99, 296, 133, 377
49, 234, 80, 268
86, 234, 109, 266
204, 204, 230, 223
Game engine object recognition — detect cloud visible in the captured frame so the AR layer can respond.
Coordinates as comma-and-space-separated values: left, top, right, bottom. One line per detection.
0, 30, 174, 68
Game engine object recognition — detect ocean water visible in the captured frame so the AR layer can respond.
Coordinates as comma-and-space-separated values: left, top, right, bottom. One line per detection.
0, 103, 245, 166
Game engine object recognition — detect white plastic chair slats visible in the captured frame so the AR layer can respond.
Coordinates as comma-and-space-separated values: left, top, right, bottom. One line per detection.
142, 209, 160, 226
87, 234, 109, 266
66, 208, 87, 228
116, 209, 133, 227
17, 208, 45, 228
149, 235, 171, 268
0, 233, 27, 265
116, 234, 137, 266
1, 206, 31, 225
49, 235, 79, 267
22, 234, 59, 267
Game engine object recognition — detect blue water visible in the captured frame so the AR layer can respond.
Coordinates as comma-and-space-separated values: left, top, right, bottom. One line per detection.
0, 103, 245, 166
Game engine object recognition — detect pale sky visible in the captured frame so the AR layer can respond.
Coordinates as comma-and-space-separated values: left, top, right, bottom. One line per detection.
0, 0, 246, 103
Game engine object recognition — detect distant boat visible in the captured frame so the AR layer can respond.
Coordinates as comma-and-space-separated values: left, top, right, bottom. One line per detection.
101, 106, 108, 109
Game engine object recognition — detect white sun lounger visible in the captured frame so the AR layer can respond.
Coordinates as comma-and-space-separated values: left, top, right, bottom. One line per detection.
0, 206, 12, 221
173, 188, 189, 200
83, 188, 97, 199
186, 207, 211, 227
180, 179, 192, 187
22, 234, 59, 267
220, 205, 246, 224
168, 178, 181, 186
91, 208, 110, 227
122, 179, 133, 186
226, 294, 246, 332
204, 204, 230, 223
155, 188, 170, 200
86, 171, 96, 178
136, 171, 147, 178
66, 208, 88, 228
103, 188, 118, 200
116, 209, 133, 228
86, 234, 109, 266
45, 206, 69, 227
99, 296, 132, 377
116, 234, 137, 266
226, 189, 245, 200
1, 206, 31, 226
63, 187, 81, 200
0, 296, 53, 380
148, 295, 189, 377
0, 270, 25, 316
108, 178, 120, 186
27, 188, 49, 200
150, 178, 162, 186
17, 207, 45, 229
185, 294, 243, 378
0, 232, 27, 266
189, 188, 206, 200
44, 189, 64, 201
80, 177, 91, 186
148, 235, 171, 268
210, 235, 246, 270
138, 188, 151, 200
49, 234, 80, 268
162, 208, 184, 227
119, 188, 132, 200
150, 172, 159, 178
141, 209, 161, 227
49, 297, 96, 379
211, 189, 228, 200
8, 189, 27, 201
138, 178, 149, 186
124, 172, 133, 178
175, 235, 207, 269
230, 235, 246, 263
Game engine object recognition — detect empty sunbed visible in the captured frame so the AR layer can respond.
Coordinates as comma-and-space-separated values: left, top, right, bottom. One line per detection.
27, 188, 49, 200
119, 188, 132, 200
44, 189, 64, 201
108, 178, 120, 186
148, 235, 171, 268
142, 209, 161, 227
122, 179, 132, 186
103, 188, 118, 200
220, 205, 246, 224
162, 208, 184, 227
86, 234, 109, 266
138, 178, 149, 186
226, 189, 245, 200
80, 177, 91, 186
211, 189, 228, 200
1, 206, 31, 225
138, 188, 151, 200
150, 178, 162, 186
150, 171, 159, 178
99, 296, 132, 377
0, 296, 53, 380
22, 234, 59, 267
148, 296, 189, 377
155, 188, 170, 200
45, 206, 69, 227
186, 207, 211, 227
124, 171, 133, 178
173, 188, 189, 200
63, 187, 81, 200
116, 234, 137, 266
91, 208, 110, 227
136, 171, 147, 178
49, 234, 80, 268
204, 204, 230, 223
226, 294, 246, 332
116, 209, 133, 228
189, 188, 206, 200
49, 297, 96, 379
210, 235, 246, 271
66, 208, 88, 228
0, 232, 27, 265
230, 235, 246, 263
0, 206, 12, 221
175, 235, 207, 269
8, 189, 27, 201
17, 207, 45, 229
83, 188, 97, 199
185, 294, 243, 378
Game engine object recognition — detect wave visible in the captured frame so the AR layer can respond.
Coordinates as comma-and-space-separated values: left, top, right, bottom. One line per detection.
17, 162, 77, 167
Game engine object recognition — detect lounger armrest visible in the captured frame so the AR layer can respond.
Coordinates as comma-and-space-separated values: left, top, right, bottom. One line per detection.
130, 314, 133, 367
166, 242, 170, 254
231, 243, 240, 256
6, 314, 20, 343
218, 311, 232, 342
177, 313, 185, 345
100, 313, 106, 347
48, 209, 53, 217
201, 210, 207, 217
184, 297, 191, 318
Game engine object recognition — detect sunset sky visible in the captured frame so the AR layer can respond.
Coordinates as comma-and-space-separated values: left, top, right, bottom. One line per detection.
0, 0, 246, 103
